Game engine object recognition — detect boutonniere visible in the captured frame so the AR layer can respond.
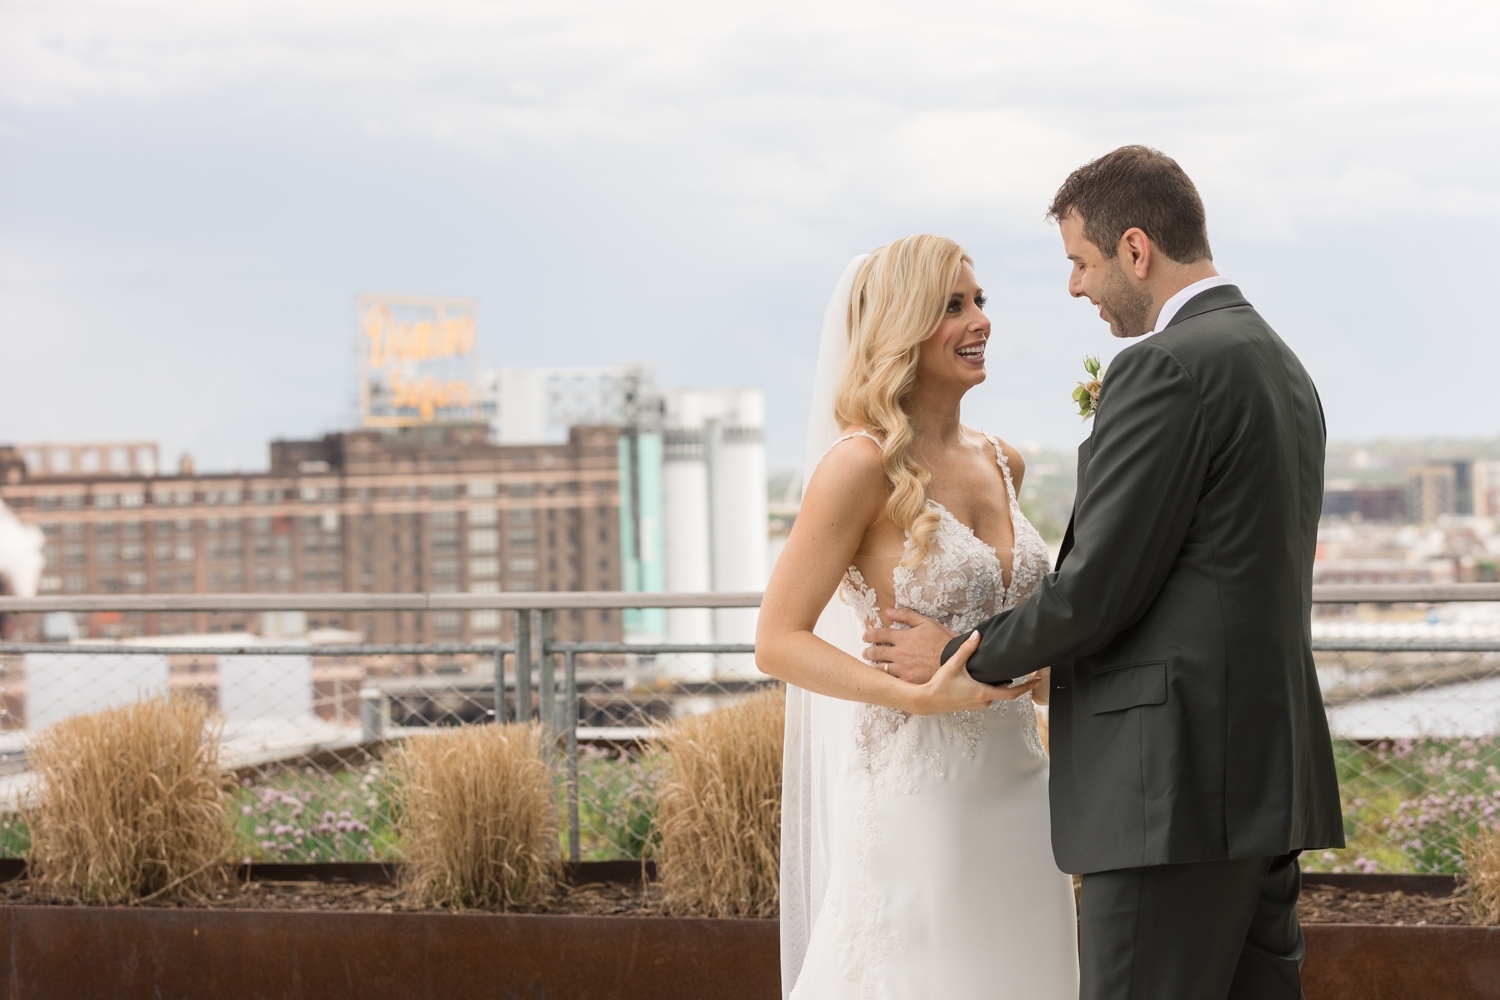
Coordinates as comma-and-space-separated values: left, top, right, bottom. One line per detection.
1071, 355, 1104, 419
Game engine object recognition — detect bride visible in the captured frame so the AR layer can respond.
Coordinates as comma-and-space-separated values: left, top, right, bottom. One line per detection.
756, 235, 1079, 999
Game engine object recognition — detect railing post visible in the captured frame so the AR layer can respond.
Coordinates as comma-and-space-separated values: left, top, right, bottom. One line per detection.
515, 610, 532, 722
492, 647, 507, 724
538, 609, 555, 738
359, 687, 390, 743
538, 609, 557, 781
565, 648, 580, 863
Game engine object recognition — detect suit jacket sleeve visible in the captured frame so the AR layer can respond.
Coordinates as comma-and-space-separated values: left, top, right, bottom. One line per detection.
945, 341, 1213, 682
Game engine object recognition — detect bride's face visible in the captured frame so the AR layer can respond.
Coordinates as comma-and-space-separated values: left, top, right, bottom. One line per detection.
916, 263, 990, 394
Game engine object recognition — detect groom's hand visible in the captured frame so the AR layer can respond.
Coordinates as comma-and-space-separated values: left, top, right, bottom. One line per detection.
862, 608, 957, 684
906, 630, 1040, 716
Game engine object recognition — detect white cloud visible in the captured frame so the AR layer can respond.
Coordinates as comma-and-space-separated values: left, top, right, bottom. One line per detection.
4, 0, 1498, 236
1, 0, 1498, 467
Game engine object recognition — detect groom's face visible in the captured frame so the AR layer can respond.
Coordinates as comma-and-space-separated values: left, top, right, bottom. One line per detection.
1060, 211, 1153, 339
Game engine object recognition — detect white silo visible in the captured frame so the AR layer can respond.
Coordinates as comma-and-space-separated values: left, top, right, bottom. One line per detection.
707, 388, 767, 676
661, 394, 714, 679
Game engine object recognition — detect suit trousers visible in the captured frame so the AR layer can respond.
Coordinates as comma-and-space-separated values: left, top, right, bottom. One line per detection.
1079, 851, 1305, 1000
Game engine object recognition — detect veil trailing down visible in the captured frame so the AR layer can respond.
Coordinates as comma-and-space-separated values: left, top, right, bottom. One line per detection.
780, 254, 869, 992
777, 256, 1078, 1000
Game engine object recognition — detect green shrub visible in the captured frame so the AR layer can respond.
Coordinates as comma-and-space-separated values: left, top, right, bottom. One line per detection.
1307, 738, 1500, 874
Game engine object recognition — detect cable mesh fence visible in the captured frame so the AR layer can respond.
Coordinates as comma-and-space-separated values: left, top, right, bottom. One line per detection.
0, 616, 774, 868
0, 604, 1495, 874
1310, 646, 1500, 874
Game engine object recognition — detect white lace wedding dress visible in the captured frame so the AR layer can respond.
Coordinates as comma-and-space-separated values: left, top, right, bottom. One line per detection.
783, 430, 1080, 1000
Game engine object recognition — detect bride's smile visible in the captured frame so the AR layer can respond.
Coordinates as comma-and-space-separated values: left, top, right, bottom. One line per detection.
913, 265, 992, 396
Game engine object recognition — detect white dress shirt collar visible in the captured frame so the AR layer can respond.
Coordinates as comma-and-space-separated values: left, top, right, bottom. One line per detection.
1149, 275, 1236, 336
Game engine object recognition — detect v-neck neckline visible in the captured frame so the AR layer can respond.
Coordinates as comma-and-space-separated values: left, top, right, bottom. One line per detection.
921, 499, 1017, 597
920, 435, 1018, 595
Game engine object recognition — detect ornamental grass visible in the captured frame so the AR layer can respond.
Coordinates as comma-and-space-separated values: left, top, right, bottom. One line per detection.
1462, 826, 1500, 925
27, 697, 232, 904
390, 723, 555, 910
654, 685, 784, 918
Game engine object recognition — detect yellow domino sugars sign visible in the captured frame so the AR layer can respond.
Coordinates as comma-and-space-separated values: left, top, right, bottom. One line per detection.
358, 294, 480, 426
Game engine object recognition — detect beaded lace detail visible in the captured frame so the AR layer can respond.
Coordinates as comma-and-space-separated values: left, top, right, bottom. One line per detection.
828, 433, 1049, 998
836, 433, 1050, 769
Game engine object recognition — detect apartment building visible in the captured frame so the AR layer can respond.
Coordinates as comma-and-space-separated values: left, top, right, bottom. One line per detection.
0, 424, 623, 643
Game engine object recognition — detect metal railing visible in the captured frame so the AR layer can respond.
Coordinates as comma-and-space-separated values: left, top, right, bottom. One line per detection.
1, 584, 1498, 872
0, 592, 766, 865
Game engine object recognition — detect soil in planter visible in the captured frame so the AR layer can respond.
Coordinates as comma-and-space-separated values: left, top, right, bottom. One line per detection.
0, 877, 665, 917
0, 874, 1479, 925
1296, 883, 1475, 925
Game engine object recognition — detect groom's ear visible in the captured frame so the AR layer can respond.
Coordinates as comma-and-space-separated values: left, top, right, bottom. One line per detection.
1118, 227, 1154, 280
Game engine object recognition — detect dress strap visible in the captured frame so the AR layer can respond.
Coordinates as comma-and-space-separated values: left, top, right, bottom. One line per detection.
984, 433, 1018, 504
822, 429, 884, 458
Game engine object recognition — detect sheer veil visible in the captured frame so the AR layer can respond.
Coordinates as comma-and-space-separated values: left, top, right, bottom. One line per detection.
779, 254, 869, 997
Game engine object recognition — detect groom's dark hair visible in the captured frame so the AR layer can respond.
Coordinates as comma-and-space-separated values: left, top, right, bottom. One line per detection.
1048, 146, 1212, 263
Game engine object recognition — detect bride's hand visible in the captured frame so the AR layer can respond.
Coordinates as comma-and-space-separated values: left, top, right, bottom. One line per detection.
904, 631, 1039, 716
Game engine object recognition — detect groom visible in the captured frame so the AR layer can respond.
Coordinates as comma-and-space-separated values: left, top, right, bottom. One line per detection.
868, 146, 1344, 999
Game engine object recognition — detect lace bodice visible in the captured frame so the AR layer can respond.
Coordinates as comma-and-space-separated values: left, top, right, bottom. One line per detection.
835, 431, 1051, 637
820, 429, 1050, 781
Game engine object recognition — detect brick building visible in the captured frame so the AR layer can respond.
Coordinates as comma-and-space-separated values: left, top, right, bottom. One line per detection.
0, 424, 623, 643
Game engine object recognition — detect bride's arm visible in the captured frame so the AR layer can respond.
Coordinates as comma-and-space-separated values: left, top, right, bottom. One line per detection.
755, 440, 1013, 715
755, 440, 916, 709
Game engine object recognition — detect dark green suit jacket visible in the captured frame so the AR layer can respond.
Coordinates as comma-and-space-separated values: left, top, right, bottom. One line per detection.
943, 285, 1344, 874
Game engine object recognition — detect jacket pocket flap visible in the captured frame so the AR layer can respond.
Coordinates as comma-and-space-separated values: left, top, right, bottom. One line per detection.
1090, 661, 1167, 714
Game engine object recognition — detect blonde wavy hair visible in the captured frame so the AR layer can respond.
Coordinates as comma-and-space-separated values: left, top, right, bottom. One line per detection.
835, 234, 971, 566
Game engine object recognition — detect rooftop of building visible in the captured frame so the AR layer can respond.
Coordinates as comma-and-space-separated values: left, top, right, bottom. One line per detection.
1, 424, 622, 493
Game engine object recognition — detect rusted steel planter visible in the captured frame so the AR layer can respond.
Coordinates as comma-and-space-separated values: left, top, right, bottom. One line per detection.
0, 905, 780, 1000
1302, 924, 1500, 1000
0, 865, 1493, 1000
0, 906, 1494, 1000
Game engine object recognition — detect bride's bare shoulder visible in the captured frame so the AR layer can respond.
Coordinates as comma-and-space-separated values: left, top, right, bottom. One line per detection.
803, 428, 887, 512
968, 427, 1027, 490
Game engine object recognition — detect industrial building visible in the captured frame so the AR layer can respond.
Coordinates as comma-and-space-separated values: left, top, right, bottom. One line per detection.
1406, 460, 1500, 523
3, 290, 771, 653
479, 364, 769, 659
2, 369, 770, 654
0, 424, 625, 643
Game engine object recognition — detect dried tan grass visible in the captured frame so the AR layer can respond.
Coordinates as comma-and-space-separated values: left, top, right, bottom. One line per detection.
654, 686, 784, 918
1462, 826, 1500, 925
390, 723, 555, 910
26, 697, 232, 904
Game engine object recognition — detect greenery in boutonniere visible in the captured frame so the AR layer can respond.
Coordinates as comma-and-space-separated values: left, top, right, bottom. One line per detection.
1072, 355, 1105, 419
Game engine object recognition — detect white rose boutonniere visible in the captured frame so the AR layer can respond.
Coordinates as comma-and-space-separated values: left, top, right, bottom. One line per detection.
1072, 355, 1105, 419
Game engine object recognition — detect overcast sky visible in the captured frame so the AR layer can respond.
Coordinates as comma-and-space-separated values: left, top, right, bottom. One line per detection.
2, 0, 1498, 473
